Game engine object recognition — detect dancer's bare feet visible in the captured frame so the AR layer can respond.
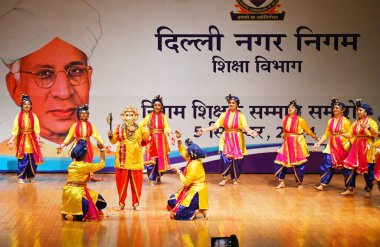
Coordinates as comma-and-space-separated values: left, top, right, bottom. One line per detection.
314, 184, 324, 191
275, 180, 285, 189
340, 189, 354, 196
219, 178, 227, 186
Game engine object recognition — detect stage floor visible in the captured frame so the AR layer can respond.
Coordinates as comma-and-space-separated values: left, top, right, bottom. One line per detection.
0, 173, 379, 247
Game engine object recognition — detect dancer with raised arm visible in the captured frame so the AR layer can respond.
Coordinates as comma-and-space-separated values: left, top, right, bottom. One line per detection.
197, 94, 258, 186
167, 131, 208, 220
274, 99, 319, 190
61, 140, 107, 221
108, 106, 150, 210
57, 104, 105, 181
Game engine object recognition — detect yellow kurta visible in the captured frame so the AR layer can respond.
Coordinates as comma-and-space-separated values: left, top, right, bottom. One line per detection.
63, 121, 104, 146
139, 112, 171, 134
12, 112, 40, 154
282, 116, 317, 159
349, 117, 378, 163
139, 112, 171, 171
174, 141, 208, 209
109, 124, 149, 170
320, 117, 351, 154
61, 160, 105, 215
214, 111, 249, 155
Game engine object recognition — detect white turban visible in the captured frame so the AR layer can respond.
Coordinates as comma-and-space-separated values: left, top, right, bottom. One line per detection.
0, 0, 102, 66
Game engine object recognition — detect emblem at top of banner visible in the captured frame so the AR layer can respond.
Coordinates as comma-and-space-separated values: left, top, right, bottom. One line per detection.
231, 0, 285, 21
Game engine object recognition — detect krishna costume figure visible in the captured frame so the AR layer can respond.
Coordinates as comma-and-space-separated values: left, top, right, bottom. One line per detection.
167, 131, 208, 220
139, 95, 174, 185
313, 98, 351, 191
61, 140, 107, 221
108, 106, 149, 210
8, 94, 44, 183
274, 99, 319, 189
341, 99, 378, 197
57, 104, 105, 181
197, 94, 258, 186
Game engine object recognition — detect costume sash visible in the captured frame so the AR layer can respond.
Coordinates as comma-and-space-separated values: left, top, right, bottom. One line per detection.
374, 154, 380, 181
329, 116, 348, 168
344, 117, 368, 173
16, 111, 44, 164
83, 175, 100, 221
116, 125, 127, 165
275, 115, 306, 166
75, 121, 93, 163
171, 160, 191, 217
147, 112, 169, 171
223, 110, 243, 159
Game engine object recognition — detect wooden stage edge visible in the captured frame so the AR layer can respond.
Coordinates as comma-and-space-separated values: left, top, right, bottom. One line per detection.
0, 173, 379, 247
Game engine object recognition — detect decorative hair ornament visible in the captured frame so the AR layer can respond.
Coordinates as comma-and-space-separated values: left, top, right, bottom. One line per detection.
349, 99, 373, 116
152, 95, 163, 105
70, 139, 88, 160
20, 94, 31, 105
185, 138, 207, 160
288, 99, 302, 114
331, 97, 346, 109
225, 94, 240, 105
77, 104, 89, 119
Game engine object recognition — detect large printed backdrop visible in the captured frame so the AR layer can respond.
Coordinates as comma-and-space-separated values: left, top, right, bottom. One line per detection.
0, 0, 379, 172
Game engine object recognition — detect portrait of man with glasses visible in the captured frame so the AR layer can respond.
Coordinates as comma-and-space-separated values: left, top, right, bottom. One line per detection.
0, 0, 101, 153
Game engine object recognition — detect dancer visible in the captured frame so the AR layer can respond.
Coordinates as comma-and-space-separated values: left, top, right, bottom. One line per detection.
61, 140, 107, 221
313, 98, 351, 191
342, 100, 378, 197
197, 94, 258, 185
167, 131, 208, 220
57, 104, 105, 181
8, 94, 44, 183
108, 106, 149, 210
373, 117, 380, 205
139, 95, 174, 185
274, 99, 319, 189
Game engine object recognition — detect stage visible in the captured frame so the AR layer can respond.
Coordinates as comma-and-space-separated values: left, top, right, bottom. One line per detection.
0, 173, 379, 247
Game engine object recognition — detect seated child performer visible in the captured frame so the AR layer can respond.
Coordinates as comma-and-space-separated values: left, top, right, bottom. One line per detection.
108, 106, 150, 210
61, 140, 107, 221
167, 131, 209, 220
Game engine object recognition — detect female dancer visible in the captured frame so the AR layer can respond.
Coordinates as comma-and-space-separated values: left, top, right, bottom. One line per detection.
57, 104, 105, 181
167, 131, 208, 220
197, 94, 257, 185
342, 100, 378, 197
61, 140, 107, 221
274, 99, 319, 189
313, 98, 351, 191
8, 94, 44, 183
373, 117, 380, 204
139, 95, 174, 185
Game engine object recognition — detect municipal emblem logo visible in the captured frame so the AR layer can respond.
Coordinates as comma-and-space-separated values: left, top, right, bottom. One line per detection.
231, 0, 285, 21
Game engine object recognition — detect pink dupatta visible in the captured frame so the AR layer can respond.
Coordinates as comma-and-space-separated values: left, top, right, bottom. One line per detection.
344, 117, 369, 173
274, 115, 306, 166
83, 175, 100, 221
223, 110, 243, 159
170, 161, 191, 218
329, 116, 348, 168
